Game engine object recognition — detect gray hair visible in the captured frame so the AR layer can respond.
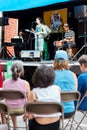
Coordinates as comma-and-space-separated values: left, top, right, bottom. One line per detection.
78, 55, 87, 67
11, 60, 24, 80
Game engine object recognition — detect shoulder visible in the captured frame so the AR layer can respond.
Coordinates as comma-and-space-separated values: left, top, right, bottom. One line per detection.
70, 30, 75, 34
3, 78, 11, 84
78, 73, 85, 80
51, 85, 61, 93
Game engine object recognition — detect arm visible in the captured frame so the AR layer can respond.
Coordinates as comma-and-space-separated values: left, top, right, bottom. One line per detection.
72, 72, 78, 91
25, 81, 30, 101
23, 90, 37, 121
29, 91, 37, 102
60, 36, 75, 43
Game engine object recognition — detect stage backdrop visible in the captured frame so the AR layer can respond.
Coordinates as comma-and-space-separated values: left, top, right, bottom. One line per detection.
4, 18, 18, 56
43, 8, 67, 32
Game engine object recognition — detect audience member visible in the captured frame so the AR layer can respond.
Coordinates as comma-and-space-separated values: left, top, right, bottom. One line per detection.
53, 50, 78, 118
24, 65, 61, 130
3, 60, 30, 130
78, 55, 87, 110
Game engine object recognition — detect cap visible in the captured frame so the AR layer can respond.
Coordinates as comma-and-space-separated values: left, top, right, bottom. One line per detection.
54, 50, 68, 61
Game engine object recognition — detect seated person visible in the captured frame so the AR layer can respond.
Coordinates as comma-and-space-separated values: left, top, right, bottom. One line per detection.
24, 65, 61, 130
57, 23, 76, 59
13, 30, 25, 59
53, 50, 78, 118
2, 61, 30, 129
77, 55, 87, 110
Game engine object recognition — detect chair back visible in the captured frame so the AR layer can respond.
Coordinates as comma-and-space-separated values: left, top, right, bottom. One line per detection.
83, 90, 87, 98
25, 102, 64, 130
0, 90, 25, 100
61, 91, 80, 102
25, 102, 63, 114
61, 91, 80, 129
78, 90, 87, 106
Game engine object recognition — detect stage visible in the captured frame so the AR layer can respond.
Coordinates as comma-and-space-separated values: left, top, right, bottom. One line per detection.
0, 59, 81, 88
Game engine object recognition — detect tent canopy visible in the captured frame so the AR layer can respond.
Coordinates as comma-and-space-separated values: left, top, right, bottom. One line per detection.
0, 0, 70, 12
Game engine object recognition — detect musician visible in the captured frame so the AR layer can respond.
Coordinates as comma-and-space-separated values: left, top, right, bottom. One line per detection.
59, 23, 75, 59
44, 24, 51, 60
14, 30, 25, 59
32, 17, 47, 60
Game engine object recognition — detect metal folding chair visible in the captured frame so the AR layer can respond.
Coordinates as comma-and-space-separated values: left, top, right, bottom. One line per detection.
76, 90, 87, 130
0, 102, 10, 130
24, 102, 64, 130
0, 90, 26, 129
61, 91, 80, 130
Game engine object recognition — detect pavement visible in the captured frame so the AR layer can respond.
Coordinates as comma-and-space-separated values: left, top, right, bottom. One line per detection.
0, 111, 87, 130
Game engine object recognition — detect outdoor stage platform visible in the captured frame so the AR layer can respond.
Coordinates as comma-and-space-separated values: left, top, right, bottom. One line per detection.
1, 60, 81, 88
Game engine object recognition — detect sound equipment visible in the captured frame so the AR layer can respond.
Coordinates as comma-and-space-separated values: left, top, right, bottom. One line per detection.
0, 17, 9, 26
74, 5, 87, 18
21, 50, 41, 61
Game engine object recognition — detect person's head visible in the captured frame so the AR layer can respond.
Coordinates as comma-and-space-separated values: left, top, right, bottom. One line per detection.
53, 50, 69, 70
19, 30, 23, 36
63, 23, 69, 32
78, 55, 87, 73
11, 61, 24, 80
36, 17, 43, 24
32, 65, 55, 88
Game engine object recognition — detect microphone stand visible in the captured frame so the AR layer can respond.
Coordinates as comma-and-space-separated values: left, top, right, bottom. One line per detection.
27, 23, 34, 50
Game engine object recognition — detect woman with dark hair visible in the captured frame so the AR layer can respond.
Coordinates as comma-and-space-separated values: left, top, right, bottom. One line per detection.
24, 65, 61, 130
3, 60, 30, 130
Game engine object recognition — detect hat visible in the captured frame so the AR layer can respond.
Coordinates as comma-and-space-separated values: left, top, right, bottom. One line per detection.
54, 50, 68, 61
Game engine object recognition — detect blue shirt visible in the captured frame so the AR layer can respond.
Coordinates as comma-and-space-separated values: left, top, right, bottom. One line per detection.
54, 69, 75, 113
78, 72, 87, 110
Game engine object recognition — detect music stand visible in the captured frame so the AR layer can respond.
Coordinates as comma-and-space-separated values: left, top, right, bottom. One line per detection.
71, 17, 87, 61
25, 29, 39, 50
11, 38, 22, 44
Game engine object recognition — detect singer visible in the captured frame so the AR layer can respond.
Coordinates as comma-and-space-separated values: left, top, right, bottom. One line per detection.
31, 17, 47, 60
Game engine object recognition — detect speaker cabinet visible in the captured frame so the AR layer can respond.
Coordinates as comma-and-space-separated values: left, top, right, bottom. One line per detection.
21, 50, 41, 61
0, 17, 9, 26
74, 5, 87, 18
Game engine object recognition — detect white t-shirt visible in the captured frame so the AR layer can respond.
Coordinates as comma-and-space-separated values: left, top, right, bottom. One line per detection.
33, 85, 61, 117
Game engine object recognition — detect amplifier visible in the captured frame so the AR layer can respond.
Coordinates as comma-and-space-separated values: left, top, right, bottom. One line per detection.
21, 50, 41, 61
74, 5, 87, 18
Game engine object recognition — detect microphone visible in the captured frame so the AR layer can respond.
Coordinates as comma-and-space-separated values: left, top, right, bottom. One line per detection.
32, 21, 36, 24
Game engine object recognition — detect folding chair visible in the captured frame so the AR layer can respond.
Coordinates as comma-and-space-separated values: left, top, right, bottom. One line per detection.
76, 90, 87, 130
24, 102, 64, 130
0, 90, 26, 129
61, 91, 80, 130
0, 102, 10, 130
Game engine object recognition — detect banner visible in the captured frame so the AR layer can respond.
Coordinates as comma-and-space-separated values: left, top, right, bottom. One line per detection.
6, 61, 12, 79
43, 8, 67, 32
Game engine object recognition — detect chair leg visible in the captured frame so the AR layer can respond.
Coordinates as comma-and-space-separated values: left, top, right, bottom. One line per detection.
76, 112, 87, 130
